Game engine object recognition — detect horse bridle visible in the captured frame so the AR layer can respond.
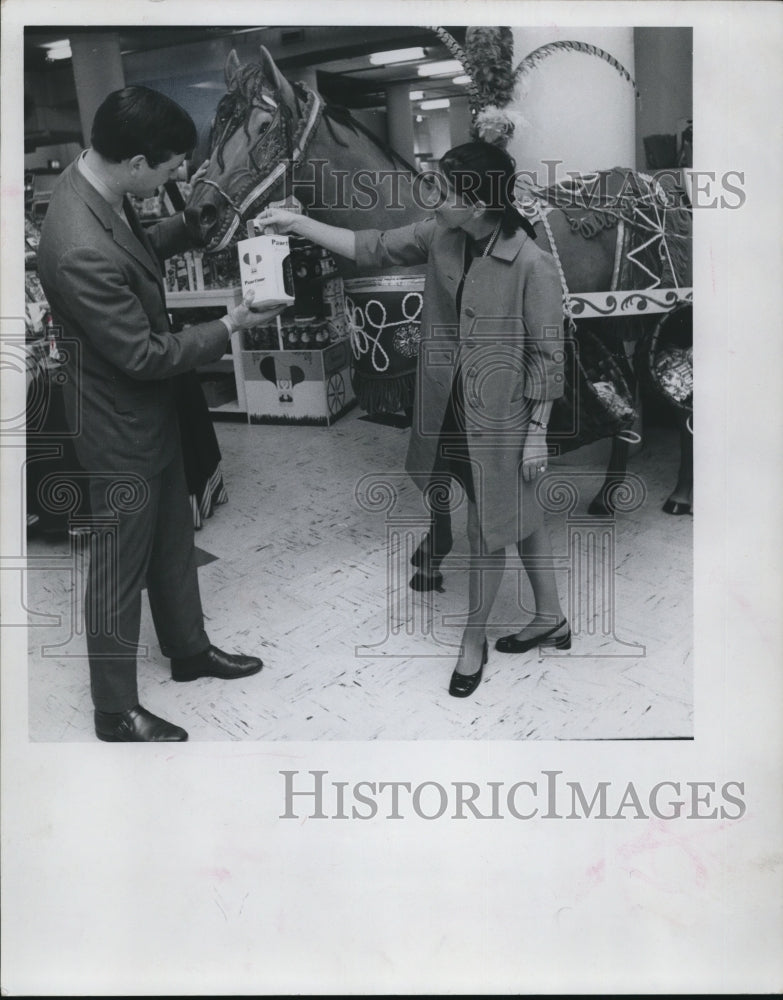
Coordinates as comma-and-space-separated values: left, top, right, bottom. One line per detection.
193, 83, 324, 252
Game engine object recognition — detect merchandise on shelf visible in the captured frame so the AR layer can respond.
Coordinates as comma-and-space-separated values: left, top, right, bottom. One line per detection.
24, 216, 50, 338
25, 216, 42, 266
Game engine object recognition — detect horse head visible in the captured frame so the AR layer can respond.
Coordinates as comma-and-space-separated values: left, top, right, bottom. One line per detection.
186, 45, 428, 255
186, 46, 317, 252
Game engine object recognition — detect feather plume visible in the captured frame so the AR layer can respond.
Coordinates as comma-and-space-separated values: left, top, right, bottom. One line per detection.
465, 26, 516, 110
471, 104, 528, 146
428, 27, 481, 107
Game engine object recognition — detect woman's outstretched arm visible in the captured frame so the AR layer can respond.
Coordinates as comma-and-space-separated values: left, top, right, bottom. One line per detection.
252, 207, 357, 261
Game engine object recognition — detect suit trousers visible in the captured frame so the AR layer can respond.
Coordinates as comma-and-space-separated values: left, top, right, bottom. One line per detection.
85, 447, 210, 712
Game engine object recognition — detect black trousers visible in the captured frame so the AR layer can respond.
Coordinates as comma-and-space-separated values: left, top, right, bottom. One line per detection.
85, 447, 209, 712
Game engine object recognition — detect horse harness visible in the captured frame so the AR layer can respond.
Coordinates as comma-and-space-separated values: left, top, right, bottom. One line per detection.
194, 82, 324, 251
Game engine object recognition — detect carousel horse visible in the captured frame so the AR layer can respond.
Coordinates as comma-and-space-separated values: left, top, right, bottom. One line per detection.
185, 47, 693, 584
185, 47, 430, 260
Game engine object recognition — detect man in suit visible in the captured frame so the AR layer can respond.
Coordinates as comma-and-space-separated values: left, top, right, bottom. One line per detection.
37, 86, 282, 742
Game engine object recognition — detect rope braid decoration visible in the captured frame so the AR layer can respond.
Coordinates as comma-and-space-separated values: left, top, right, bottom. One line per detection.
514, 41, 640, 100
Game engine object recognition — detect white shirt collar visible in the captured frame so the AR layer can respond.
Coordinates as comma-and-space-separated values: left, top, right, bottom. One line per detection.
77, 150, 126, 215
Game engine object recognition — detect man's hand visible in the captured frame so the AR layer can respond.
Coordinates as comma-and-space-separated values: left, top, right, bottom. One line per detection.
225, 291, 285, 332
190, 158, 211, 186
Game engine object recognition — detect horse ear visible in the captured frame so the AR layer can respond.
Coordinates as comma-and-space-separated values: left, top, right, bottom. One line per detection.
257, 45, 297, 107
225, 49, 242, 88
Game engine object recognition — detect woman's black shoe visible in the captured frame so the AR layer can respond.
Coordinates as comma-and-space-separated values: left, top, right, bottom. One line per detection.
449, 639, 488, 698
495, 619, 571, 654
410, 526, 452, 568
409, 570, 444, 593
410, 524, 452, 592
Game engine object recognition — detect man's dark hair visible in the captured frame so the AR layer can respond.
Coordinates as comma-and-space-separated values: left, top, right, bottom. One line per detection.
91, 86, 197, 167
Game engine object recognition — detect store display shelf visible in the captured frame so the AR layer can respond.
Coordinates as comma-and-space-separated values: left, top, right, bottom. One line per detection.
208, 399, 247, 422
165, 286, 246, 415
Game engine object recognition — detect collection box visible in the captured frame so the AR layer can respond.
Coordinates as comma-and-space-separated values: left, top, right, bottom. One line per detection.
241, 339, 356, 426
237, 234, 296, 310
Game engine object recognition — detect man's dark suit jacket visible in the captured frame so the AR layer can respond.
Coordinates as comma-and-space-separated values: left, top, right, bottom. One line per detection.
38, 159, 228, 476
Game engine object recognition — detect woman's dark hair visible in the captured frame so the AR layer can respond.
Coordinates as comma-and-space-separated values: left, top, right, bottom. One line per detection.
91, 86, 197, 167
440, 141, 534, 237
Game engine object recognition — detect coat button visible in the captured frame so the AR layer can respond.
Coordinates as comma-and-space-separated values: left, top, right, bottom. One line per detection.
464, 306, 476, 318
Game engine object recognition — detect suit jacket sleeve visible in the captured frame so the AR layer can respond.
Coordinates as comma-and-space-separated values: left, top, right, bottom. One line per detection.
522, 250, 565, 401
145, 212, 197, 261
354, 217, 437, 269
56, 245, 228, 380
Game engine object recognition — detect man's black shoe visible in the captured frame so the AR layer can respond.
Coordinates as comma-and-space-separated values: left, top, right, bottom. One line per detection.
95, 704, 188, 742
171, 644, 263, 682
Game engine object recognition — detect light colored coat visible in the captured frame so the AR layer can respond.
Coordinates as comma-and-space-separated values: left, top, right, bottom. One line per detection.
355, 217, 564, 551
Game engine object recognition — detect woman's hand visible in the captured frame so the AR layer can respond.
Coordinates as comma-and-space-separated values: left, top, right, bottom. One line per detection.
521, 426, 549, 483
252, 207, 303, 236
252, 208, 357, 261
226, 291, 285, 332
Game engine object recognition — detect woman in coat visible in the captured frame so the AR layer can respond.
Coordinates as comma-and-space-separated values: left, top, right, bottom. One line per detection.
256, 141, 571, 697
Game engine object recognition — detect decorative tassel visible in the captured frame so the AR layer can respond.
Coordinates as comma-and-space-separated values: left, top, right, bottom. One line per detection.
351, 369, 416, 415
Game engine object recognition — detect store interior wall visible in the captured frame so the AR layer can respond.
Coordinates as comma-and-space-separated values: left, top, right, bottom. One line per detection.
634, 27, 693, 169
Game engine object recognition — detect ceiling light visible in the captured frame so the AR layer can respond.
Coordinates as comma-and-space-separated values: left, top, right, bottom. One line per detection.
417, 59, 463, 77
409, 90, 425, 101
42, 39, 72, 61
420, 98, 450, 111
369, 47, 426, 66
452, 75, 471, 86
415, 115, 425, 123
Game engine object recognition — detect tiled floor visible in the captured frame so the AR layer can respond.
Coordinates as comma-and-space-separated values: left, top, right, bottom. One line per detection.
26, 410, 693, 741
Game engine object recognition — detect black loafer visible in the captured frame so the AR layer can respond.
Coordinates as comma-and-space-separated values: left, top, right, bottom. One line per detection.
94, 704, 188, 742
171, 644, 263, 682
495, 619, 571, 654
449, 640, 488, 698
